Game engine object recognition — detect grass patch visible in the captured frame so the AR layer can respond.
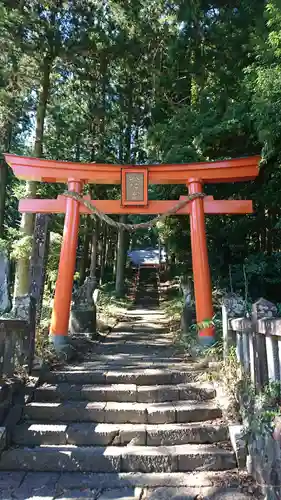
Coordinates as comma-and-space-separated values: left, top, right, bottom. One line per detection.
97, 280, 134, 329
34, 281, 135, 364
161, 295, 182, 323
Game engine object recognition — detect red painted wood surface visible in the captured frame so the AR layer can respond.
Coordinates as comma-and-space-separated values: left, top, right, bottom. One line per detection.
19, 196, 254, 215
50, 180, 83, 337
4, 153, 260, 184
188, 179, 214, 340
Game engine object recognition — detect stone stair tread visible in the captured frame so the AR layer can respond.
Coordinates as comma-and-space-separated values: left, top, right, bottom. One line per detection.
4, 444, 233, 453
23, 399, 221, 425
0, 473, 248, 500
25, 400, 218, 410
0, 444, 236, 472
41, 367, 204, 385
35, 381, 214, 393
63, 361, 207, 370
55, 361, 205, 370
52, 470, 243, 488
12, 420, 228, 446
65, 356, 196, 363
17, 420, 224, 430
34, 381, 215, 404
0, 470, 241, 490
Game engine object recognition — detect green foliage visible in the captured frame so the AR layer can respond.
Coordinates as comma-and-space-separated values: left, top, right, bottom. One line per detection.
99, 281, 133, 310
45, 232, 62, 294
243, 381, 281, 439
11, 235, 33, 260
0, 238, 10, 254
204, 341, 224, 361
1, 0, 281, 304
162, 295, 183, 323
209, 346, 245, 421
212, 356, 281, 435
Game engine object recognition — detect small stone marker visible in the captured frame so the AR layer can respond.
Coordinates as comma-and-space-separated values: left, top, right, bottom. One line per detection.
70, 277, 98, 336
180, 276, 195, 335
222, 293, 245, 318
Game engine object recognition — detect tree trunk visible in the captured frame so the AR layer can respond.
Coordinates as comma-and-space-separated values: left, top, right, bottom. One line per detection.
97, 53, 107, 161
259, 206, 267, 253
115, 215, 127, 297
0, 54, 18, 238
79, 218, 91, 285
115, 78, 132, 295
29, 214, 50, 326
90, 218, 99, 279
266, 208, 276, 255
106, 230, 116, 274
113, 235, 117, 277
99, 223, 107, 285
0, 159, 8, 238
0, 122, 13, 237
124, 79, 133, 164
105, 230, 110, 271
14, 55, 52, 297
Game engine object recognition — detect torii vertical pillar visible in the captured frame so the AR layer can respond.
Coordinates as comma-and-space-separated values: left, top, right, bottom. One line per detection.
188, 178, 215, 345
49, 179, 83, 356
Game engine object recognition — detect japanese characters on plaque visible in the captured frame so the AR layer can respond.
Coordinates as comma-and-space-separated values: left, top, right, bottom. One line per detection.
121, 168, 148, 206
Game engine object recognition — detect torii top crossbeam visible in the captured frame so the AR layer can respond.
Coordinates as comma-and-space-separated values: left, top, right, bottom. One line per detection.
4, 153, 260, 354
5, 154, 260, 184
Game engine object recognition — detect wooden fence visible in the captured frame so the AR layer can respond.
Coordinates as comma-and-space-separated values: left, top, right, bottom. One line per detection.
223, 295, 281, 497
223, 295, 281, 390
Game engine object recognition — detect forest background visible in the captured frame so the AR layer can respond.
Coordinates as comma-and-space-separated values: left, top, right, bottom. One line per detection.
1, 0, 281, 306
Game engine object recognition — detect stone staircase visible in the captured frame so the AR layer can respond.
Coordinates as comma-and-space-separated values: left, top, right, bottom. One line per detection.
0, 268, 237, 494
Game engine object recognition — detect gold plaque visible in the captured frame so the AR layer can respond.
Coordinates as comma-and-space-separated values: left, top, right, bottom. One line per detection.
121, 168, 148, 206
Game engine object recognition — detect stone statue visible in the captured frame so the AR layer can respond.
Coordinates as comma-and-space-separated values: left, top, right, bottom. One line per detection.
180, 276, 195, 334
70, 276, 99, 336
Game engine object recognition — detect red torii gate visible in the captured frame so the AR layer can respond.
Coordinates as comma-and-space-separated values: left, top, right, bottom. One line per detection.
4, 154, 260, 355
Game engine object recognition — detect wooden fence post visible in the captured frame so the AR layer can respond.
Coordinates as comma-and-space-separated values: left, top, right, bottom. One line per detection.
252, 298, 278, 390
222, 303, 230, 360
230, 317, 251, 377
248, 325, 256, 387
236, 330, 243, 365
242, 326, 250, 374
266, 332, 279, 382
222, 293, 245, 360
258, 309, 279, 383
278, 335, 281, 383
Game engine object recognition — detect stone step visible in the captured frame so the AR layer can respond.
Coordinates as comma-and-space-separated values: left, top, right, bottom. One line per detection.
41, 360, 200, 372
0, 444, 236, 472
12, 420, 228, 446
84, 343, 184, 356
41, 367, 204, 385
34, 382, 215, 403
13, 470, 240, 490
24, 400, 222, 424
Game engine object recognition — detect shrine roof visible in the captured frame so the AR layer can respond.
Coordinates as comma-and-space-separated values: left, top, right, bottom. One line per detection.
128, 248, 166, 266
4, 154, 260, 184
